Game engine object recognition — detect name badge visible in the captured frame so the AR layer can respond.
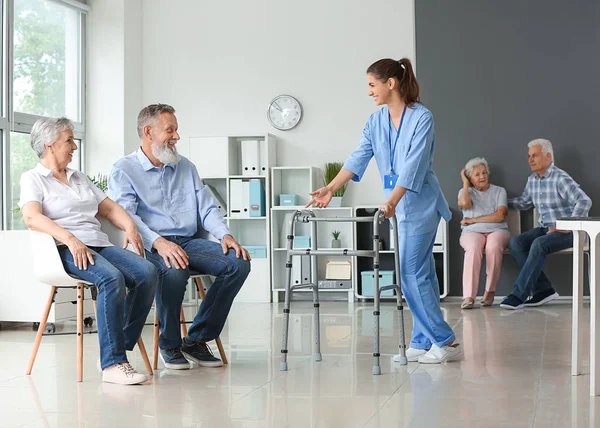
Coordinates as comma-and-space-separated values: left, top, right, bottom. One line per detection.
384, 174, 399, 189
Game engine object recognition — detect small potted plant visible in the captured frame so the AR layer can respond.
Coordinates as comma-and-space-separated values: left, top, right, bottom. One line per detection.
331, 230, 341, 248
89, 174, 108, 193
324, 162, 347, 207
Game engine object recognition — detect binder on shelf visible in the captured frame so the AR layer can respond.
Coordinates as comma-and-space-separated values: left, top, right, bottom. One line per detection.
205, 184, 227, 217
229, 179, 244, 218
259, 140, 269, 174
292, 255, 310, 285
249, 179, 265, 217
241, 140, 260, 176
301, 255, 311, 284
292, 256, 302, 285
241, 180, 250, 217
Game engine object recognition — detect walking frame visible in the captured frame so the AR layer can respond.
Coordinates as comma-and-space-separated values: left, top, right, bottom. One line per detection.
279, 209, 407, 375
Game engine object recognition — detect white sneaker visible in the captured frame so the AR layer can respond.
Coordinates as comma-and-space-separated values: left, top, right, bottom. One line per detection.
394, 348, 427, 362
102, 363, 147, 385
417, 344, 462, 364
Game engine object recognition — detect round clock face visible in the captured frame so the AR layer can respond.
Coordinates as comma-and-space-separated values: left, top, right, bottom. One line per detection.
267, 95, 302, 131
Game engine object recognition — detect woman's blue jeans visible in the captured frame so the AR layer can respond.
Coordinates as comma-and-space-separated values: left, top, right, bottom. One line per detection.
59, 245, 158, 369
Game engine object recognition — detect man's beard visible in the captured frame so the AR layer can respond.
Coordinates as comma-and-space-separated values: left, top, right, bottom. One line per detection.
152, 140, 181, 165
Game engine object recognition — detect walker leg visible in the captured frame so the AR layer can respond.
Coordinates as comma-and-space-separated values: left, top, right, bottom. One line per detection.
391, 217, 407, 365
312, 287, 322, 362
280, 234, 295, 372
311, 221, 321, 362
373, 302, 381, 375
372, 213, 383, 375
372, 272, 381, 373
395, 286, 408, 365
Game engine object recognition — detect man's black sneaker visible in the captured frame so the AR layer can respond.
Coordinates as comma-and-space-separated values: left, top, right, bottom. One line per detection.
181, 337, 223, 367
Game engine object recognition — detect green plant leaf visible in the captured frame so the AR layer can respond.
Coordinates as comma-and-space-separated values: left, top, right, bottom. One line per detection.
88, 173, 108, 193
323, 162, 347, 197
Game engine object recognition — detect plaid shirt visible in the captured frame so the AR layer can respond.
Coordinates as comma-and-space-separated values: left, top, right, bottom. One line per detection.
508, 163, 592, 228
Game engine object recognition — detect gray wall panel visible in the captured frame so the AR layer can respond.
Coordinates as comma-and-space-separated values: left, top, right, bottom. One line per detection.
415, 0, 600, 296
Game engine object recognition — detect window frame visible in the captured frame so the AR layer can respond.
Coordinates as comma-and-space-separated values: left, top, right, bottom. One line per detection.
0, 0, 87, 230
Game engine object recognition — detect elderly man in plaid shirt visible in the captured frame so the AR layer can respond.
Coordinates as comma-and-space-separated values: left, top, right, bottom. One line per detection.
500, 139, 592, 310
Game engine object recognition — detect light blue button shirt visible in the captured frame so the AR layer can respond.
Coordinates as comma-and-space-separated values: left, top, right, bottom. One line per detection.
108, 149, 231, 250
343, 103, 451, 236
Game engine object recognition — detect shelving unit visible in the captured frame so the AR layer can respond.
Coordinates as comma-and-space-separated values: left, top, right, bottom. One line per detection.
270, 166, 355, 303
352, 205, 449, 300
179, 134, 276, 303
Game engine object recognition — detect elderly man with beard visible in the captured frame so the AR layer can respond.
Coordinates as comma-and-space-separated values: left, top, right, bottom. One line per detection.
108, 104, 251, 370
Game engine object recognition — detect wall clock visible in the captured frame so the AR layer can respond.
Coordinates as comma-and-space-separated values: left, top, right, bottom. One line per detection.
267, 95, 302, 131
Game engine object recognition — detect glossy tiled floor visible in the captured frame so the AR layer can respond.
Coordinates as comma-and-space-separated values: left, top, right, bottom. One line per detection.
1, 301, 599, 427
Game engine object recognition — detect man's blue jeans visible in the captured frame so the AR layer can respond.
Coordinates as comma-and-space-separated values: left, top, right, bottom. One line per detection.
59, 245, 158, 370
508, 227, 573, 301
146, 237, 251, 350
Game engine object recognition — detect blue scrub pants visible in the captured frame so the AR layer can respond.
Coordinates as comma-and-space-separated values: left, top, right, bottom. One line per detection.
399, 224, 456, 350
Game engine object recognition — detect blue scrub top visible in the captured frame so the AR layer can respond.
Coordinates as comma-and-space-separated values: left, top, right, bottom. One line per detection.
343, 103, 451, 236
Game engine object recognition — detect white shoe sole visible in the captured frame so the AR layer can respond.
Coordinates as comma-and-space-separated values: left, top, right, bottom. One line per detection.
500, 303, 524, 310
418, 354, 462, 364
102, 373, 147, 385
524, 292, 559, 307
181, 351, 223, 367
418, 346, 462, 364
159, 352, 191, 370
394, 350, 427, 362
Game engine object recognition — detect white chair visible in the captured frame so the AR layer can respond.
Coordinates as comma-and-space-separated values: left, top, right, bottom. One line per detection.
26, 218, 153, 382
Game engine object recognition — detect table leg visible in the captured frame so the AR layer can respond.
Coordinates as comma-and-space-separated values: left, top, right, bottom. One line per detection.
590, 232, 600, 396
572, 230, 584, 376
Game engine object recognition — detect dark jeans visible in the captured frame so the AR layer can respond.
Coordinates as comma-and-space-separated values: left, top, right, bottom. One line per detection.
145, 236, 251, 349
59, 245, 158, 369
508, 227, 573, 301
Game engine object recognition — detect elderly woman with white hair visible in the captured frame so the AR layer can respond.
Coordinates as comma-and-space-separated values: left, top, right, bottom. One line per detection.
19, 117, 158, 385
458, 157, 510, 309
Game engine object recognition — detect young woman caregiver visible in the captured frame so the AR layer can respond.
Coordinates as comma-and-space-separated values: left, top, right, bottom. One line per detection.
307, 58, 461, 364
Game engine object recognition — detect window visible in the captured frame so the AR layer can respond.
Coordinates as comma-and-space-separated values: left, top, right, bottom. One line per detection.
1, 0, 88, 230
8, 132, 36, 230
7, 132, 81, 230
13, 0, 82, 120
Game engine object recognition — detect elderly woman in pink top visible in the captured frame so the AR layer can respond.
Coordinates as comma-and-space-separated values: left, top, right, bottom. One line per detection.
458, 157, 510, 309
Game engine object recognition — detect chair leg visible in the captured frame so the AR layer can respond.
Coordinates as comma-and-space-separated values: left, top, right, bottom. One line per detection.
137, 337, 153, 375
153, 308, 159, 370
77, 283, 85, 382
194, 277, 207, 300
26, 286, 56, 375
215, 337, 228, 364
91, 286, 98, 325
193, 277, 228, 364
180, 307, 188, 337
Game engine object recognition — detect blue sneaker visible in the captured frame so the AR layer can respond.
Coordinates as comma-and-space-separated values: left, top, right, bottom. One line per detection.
524, 289, 559, 307
159, 348, 190, 370
500, 294, 524, 310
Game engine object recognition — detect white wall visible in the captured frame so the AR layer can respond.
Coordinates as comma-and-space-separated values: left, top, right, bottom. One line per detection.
139, 0, 415, 206
123, 0, 144, 155
86, 0, 125, 175
86, 0, 143, 175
